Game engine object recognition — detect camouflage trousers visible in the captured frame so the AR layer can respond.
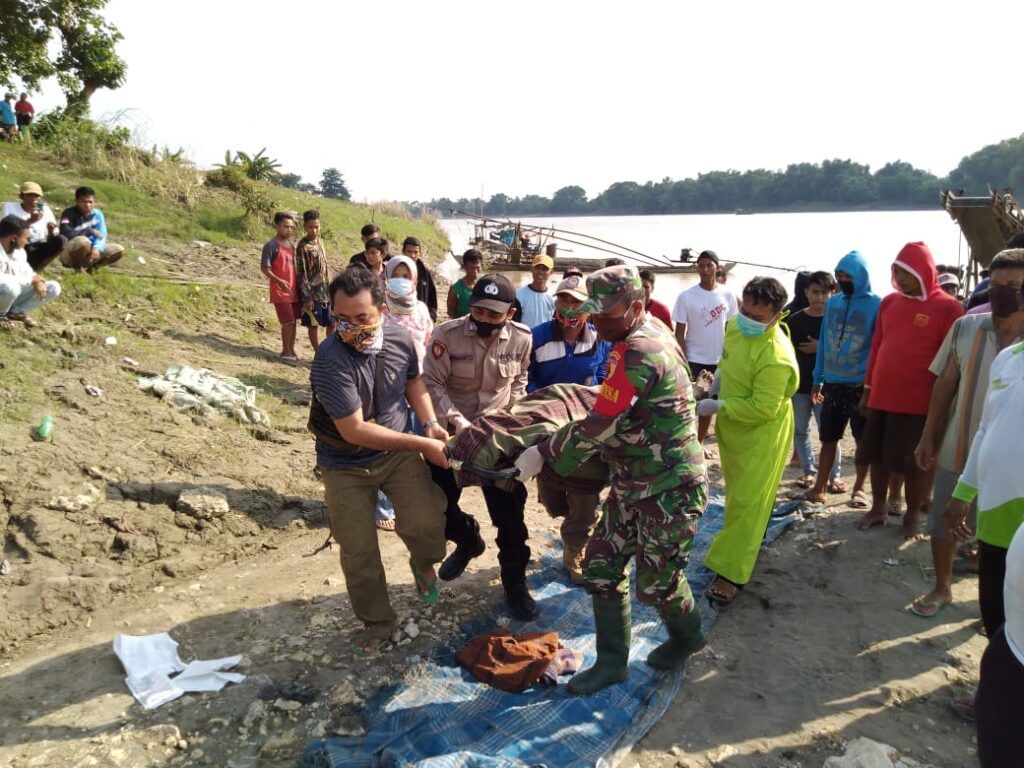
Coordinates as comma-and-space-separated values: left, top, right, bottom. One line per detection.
584, 481, 707, 616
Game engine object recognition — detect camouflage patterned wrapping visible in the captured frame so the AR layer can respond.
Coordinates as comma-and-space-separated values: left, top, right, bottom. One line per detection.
448, 383, 610, 493
540, 318, 706, 502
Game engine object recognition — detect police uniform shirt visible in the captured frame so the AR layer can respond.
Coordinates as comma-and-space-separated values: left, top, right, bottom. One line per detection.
424, 316, 532, 426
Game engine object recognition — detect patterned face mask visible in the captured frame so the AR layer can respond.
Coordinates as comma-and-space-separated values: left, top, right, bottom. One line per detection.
336, 317, 383, 351
555, 306, 586, 330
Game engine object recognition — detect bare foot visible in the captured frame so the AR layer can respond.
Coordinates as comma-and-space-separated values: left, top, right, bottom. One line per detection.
902, 511, 925, 541
856, 510, 887, 530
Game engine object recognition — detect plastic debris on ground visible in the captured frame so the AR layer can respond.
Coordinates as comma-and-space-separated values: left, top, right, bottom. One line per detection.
138, 364, 267, 424
113, 633, 246, 710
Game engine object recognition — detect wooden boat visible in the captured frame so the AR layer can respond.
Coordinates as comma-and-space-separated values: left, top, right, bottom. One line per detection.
487, 254, 736, 275
942, 189, 1024, 288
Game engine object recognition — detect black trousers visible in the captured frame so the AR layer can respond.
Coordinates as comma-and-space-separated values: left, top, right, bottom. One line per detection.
979, 541, 1008, 638
26, 235, 67, 272
976, 627, 1024, 767
429, 463, 530, 584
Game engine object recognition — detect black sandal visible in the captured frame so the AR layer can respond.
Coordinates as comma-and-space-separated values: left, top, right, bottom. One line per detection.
706, 576, 743, 610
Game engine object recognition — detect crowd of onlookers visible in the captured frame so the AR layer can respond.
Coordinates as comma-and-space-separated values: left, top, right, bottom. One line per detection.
0, 92, 34, 142
0, 181, 122, 329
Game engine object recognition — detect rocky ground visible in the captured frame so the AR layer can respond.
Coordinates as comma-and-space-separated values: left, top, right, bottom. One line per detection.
0, 242, 987, 767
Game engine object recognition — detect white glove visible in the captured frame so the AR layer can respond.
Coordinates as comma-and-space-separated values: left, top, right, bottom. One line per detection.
450, 414, 471, 436
709, 370, 722, 398
514, 445, 545, 481
696, 399, 721, 417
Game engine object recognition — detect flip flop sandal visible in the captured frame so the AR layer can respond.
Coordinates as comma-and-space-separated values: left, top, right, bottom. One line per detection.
706, 577, 742, 610
410, 558, 439, 603
354, 636, 388, 658
949, 697, 975, 723
848, 490, 870, 509
910, 595, 951, 618
795, 475, 815, 489
827, 480, 847, 494
375, 518, 396, 532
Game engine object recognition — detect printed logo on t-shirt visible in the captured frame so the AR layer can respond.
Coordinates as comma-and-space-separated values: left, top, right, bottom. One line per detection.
913, 313, 930, 327
701, 303, 728, 328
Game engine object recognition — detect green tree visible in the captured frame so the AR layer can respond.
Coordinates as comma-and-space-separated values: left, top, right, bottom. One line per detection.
278, 172, 303, 189
0, 0, 127, 115
319, 168, 351, 200
550, 185, 588, 214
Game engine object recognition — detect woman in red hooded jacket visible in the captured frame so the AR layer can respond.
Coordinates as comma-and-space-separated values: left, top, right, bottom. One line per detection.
855, 242, 964, 536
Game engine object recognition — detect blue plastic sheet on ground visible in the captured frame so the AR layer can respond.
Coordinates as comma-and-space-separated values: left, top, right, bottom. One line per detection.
300, 496, 805, 768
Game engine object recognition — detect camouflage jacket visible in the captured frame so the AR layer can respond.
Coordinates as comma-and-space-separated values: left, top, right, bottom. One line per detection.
539, 317, 705, 502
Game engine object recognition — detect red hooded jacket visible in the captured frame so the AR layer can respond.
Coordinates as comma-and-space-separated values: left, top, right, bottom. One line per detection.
865, 242, 964, 414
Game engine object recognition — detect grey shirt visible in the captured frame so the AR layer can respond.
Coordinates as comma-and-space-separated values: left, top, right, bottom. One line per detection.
309, 324, 419, 468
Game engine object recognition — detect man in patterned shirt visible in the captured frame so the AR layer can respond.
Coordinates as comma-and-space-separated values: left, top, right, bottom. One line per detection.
515, 265, 708, 695
296, 209, 334, 351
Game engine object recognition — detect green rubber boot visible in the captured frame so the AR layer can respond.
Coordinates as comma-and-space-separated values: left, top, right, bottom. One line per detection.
646, 606, 706, 671
567, 593, 632, 696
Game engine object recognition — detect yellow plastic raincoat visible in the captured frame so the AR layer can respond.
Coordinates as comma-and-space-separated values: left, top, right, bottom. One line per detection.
704, 320, 799, 585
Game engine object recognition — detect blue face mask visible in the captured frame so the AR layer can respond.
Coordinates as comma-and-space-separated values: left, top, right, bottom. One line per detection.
386, 277, 414, 296
735, 312, 769, 338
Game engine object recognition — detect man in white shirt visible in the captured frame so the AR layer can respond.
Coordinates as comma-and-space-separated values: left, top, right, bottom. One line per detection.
672, 250, 738, 443
0, 215, 61, 329
515, 254, 555, 328
2, 181, 66, 272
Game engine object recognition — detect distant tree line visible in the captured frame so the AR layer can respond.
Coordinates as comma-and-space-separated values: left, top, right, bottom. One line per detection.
409, 134, 1024, 218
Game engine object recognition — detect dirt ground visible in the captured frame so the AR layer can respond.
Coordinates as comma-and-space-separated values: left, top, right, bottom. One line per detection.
0, 244, 986, 767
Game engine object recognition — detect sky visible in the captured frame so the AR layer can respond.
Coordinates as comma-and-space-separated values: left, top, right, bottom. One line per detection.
31, 0, 1024, 203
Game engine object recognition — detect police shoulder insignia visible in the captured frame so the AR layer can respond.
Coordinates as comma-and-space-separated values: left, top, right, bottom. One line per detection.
432, 341, 447, 359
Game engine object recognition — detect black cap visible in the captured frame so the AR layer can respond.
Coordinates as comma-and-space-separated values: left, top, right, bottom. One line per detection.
470, 273, 515, 313
697, 249, 719, 265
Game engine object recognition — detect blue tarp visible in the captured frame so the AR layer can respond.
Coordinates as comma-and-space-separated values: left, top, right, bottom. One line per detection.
300, 497, 805, 768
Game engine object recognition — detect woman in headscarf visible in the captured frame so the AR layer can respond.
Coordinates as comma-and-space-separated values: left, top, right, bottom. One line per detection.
383, 255, 433, 367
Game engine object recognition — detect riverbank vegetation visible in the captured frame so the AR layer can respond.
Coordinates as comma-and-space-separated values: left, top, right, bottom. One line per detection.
415, 133, 1024, 218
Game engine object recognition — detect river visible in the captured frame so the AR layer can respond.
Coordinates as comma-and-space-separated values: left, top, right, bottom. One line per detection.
437, 210, 966, 308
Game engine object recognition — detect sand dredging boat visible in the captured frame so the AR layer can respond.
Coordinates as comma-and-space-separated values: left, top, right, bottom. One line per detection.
942, 188, 1024, 290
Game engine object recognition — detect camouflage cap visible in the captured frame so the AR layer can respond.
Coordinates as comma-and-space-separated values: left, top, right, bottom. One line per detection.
579, 265, 643, 314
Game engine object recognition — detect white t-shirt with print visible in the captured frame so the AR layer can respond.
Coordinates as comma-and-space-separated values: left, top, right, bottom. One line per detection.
2, 201, 56, 244
671, 284, 738, 365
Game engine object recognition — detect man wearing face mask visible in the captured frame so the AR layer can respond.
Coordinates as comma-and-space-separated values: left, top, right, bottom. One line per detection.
700, 277, 800, 609
424, 274, 537, 619
515, 266, 708, 694
526, 275, 612, 583
309, 267, 451, 656
909, 248, 1024, 620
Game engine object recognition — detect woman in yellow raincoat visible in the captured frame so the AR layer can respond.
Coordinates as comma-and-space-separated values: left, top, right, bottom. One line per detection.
698, 276, 799, 607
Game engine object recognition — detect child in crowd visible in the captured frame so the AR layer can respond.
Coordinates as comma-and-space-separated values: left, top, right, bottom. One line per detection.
260, 211, 300, 364
295, 209, 334, 352
446, 247, 481, 317
446, 248, 482, 319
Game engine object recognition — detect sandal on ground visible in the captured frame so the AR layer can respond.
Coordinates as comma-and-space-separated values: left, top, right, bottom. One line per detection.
278, 354, 300, 365
795, 474, 815, 489
910, 594, 951, 618
6, 311, 37, 328
887, 500, 903, 517
848, 489, 870, 509
706, 576, 742, 610
375, 517, 396, 532
354, 636, 389, 658
410, 558, 439, 603
827, 479, 847, 494
788, 488, 828, 503
949, 696, 975, 723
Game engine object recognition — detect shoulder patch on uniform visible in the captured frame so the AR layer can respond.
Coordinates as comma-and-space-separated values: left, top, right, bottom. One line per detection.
432, 341, 447, 359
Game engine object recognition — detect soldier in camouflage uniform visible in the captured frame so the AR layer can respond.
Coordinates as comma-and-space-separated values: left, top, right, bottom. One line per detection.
515, 265, 708, 695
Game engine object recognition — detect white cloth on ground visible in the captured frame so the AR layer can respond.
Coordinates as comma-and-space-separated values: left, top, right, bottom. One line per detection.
138, 364, 267, 424
113, 632, 245, 709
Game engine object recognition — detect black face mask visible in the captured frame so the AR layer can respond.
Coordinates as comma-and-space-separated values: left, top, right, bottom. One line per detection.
471, 318, 505, 338
839, 280, 854, 297
988, 283, 1023, 318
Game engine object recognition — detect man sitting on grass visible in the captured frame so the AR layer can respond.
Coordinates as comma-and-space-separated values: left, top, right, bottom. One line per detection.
0, 215, 61, 329
59, 186, 125, 273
